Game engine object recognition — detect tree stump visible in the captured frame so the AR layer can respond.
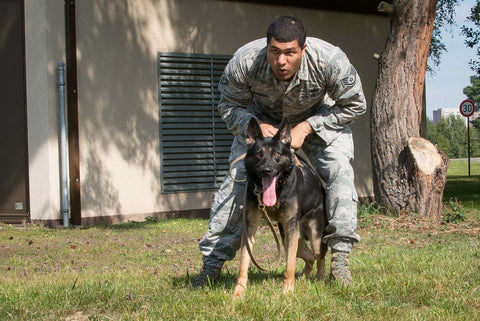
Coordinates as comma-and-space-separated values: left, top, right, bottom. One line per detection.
405, 137, 449, 220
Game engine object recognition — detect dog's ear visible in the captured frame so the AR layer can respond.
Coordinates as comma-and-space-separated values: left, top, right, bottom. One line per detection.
246, 118, 263, 145
275, 119, 292, 146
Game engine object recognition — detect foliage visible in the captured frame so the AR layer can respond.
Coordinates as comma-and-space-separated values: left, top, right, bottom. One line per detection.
429, 0, 460, 72
463, 75, 480, 111
461, 0, 480, 74
427, 118, 453, 155
427, 115, 480, 157
443, 198, 467, 222
440, 115, 468, 157
429, 1, 480, 155
358, 201, 384, 227
472, 117, 480, 130
431, 0, 480, 76
429, 25, 447, 73
471, 121, 480, 155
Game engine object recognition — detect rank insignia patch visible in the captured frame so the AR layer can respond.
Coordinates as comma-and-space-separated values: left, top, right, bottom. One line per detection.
342, 67, 357, 87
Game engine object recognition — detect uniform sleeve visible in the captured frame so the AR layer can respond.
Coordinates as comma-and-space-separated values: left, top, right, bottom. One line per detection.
217, 56, 255, 141
306, 50, 366, 139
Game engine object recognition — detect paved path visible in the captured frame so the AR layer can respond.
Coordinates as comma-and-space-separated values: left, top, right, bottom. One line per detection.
451, 158, 480, 162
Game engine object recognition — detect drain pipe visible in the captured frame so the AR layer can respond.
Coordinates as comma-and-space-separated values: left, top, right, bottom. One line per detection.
57, 63, 70, 227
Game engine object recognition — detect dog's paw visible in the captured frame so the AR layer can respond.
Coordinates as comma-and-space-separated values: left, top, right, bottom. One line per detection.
316, 259, 326, 280
282, 281, 295, 295
316, 267, 326, 280
233, 283, 246, 298
300, 264, 313, 278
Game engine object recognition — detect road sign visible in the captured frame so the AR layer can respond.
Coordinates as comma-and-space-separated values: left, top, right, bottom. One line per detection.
459, 99, 475, 176
459, 99, 475, 117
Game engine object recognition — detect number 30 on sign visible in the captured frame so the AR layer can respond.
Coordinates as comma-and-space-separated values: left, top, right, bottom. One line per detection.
459, 99, 475, 117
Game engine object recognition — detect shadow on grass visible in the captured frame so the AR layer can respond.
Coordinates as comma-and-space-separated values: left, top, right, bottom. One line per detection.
172, 268, 286, 290
83, 217, 205, 230
78, 220, 160, 230
444, 175, 480, 204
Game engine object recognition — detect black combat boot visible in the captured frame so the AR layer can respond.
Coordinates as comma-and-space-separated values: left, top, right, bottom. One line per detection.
190, 262, 224, 288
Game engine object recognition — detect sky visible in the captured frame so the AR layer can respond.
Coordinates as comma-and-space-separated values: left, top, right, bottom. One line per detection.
425, 0, 478, 119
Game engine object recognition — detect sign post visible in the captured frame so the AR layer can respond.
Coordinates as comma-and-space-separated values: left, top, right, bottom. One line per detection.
459, 99, 476, 176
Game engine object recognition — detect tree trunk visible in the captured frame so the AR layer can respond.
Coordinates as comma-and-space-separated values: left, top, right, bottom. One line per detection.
370, 0, 449, 219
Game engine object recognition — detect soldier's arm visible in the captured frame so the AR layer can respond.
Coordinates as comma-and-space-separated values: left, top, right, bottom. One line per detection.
217, 57, 255, 141
306, 51, 366, 135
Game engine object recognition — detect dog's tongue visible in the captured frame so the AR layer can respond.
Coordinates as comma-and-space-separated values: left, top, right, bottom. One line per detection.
262, 176, 278, 207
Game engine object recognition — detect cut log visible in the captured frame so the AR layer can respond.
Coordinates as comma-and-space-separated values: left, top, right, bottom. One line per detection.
405, 137, 449, 220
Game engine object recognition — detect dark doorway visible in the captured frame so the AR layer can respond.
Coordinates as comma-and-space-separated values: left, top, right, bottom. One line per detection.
0, 0, 30, 223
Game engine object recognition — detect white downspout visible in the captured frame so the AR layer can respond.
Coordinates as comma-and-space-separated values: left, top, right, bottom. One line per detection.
57, 63, 70, 227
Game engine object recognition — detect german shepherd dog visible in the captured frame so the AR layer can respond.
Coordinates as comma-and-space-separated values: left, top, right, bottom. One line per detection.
233, 118, 328, 297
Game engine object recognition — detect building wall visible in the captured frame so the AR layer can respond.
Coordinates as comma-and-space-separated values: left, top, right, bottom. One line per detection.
25, 0, 390, 224
433, 108, 468, 125
25, 0, 66, 223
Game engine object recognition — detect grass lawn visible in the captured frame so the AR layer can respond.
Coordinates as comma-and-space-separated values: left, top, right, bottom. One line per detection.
447, 158, 480, 177
445, 159, 480, 212
0, 160, 479, 320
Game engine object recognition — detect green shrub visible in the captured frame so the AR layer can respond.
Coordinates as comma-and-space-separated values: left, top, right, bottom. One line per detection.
358, 201, 382, 227
443, 198, 467, 223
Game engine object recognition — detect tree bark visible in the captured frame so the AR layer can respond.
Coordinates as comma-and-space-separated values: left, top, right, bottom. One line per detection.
371, 0, 449, 219
405, 137, 449, 218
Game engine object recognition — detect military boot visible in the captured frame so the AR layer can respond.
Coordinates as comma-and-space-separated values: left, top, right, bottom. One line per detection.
329, 251, 353, 286
190, 262, 224, 288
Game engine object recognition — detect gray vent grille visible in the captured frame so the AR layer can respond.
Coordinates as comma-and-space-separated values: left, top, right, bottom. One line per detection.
158, 53, 233, 193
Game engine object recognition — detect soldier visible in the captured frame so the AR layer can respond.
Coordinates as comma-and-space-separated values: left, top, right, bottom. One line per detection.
191, 16, 366, 287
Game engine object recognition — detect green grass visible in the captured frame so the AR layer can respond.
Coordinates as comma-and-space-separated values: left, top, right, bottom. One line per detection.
445, 159, 480, 213
447, 158, 480, 177
0, 165, 479, 320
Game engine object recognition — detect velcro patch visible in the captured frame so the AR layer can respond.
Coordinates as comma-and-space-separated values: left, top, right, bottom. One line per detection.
341, 67, 357, 87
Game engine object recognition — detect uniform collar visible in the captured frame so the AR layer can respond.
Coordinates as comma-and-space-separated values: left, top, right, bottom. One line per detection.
298, 53, 309, 81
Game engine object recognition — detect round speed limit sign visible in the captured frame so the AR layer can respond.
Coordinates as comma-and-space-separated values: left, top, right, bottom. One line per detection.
459, 99, 475, 117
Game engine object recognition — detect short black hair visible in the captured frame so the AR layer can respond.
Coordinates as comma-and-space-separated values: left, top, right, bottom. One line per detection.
267, 16, 306, 48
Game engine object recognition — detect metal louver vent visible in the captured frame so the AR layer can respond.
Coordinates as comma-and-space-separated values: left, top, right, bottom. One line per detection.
158, 53, 233, 193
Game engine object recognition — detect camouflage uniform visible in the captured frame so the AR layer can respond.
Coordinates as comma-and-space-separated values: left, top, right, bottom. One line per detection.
198, 37, 366, 269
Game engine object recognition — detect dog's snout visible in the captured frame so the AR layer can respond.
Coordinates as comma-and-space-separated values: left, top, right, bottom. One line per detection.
261, 167, 272, 176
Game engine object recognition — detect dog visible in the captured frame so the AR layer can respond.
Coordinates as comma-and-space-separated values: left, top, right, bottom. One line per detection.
233, 118, 328, 297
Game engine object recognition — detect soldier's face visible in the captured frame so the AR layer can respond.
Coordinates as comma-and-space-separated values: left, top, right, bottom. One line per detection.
267, 38, 306, 81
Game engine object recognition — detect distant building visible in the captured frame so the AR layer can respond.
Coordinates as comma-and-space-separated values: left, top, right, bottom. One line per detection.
433, 108, 462, 124
433, 108, 468, 125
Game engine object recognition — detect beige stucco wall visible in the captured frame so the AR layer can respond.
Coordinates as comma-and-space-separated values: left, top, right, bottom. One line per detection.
25, 0, 66, 222
25, 0, 389, 223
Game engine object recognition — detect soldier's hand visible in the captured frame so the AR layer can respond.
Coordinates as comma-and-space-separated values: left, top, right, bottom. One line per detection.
256, 119, 278, 137
291, 121, 313, 150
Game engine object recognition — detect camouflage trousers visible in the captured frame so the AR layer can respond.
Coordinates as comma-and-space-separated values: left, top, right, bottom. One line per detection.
198, 130, 360, 268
